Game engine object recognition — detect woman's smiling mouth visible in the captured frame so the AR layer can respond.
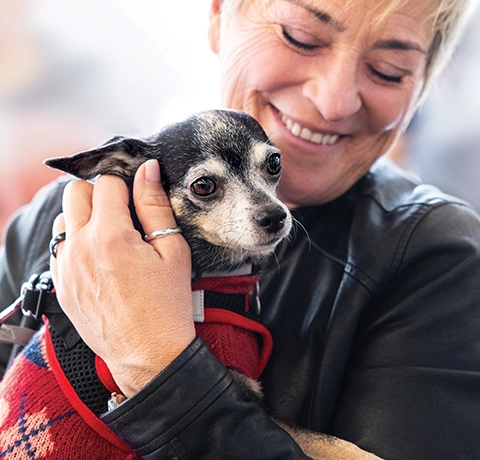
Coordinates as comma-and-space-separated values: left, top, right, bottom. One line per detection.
280, 113, 340, 145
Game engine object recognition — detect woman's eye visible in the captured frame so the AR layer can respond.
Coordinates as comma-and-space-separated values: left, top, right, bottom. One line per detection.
368, 65, 403, 84
282, 27, 319, 51
191, 177, 216, 196
267, 153, 282, 175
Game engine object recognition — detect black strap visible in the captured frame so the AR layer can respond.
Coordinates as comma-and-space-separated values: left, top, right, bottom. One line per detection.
19, 275, 81, 350
0, 324, 36, 346
22, 288, 63, 318
204, 291, 260, 321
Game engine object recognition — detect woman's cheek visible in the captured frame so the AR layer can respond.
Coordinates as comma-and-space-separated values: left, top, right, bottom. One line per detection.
365, 80, 421, 134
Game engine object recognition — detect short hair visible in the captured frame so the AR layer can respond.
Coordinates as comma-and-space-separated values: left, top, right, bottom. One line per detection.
220, 0, 477, 92
424, 0, 477, 84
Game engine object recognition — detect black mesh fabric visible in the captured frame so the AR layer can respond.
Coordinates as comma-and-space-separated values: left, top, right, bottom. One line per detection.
50, 325, 110, 415
204, 291, 259, 321
45, 289, 257, 416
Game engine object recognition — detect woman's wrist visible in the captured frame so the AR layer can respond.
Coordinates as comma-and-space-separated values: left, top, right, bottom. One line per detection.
108, 331, 197, 397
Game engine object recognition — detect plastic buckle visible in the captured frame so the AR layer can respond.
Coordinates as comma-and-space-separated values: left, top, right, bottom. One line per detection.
21, 271, 54, 319
0, 273, 40, 324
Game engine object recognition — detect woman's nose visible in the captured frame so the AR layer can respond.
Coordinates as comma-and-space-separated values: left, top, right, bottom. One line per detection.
303, 54, 362, 122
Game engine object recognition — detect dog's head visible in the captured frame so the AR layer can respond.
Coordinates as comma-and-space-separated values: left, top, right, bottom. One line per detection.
45, 109, 292, 273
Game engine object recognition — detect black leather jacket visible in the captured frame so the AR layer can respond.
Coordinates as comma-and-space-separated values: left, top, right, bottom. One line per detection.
1, 158, 480, 459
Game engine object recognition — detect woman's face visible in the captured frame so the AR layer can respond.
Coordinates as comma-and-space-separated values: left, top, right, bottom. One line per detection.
209, 0, 435, 207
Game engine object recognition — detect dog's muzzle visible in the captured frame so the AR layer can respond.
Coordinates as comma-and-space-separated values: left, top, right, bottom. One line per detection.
253, 208, 288, 234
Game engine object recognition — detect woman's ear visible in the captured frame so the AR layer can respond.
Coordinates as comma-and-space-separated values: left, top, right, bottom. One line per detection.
208, 0, 224, 53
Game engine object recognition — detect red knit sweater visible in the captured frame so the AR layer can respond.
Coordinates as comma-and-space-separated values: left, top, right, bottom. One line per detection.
0, 328, 138, 459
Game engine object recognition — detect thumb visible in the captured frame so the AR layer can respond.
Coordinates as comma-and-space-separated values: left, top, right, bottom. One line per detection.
133, 160, 178, 237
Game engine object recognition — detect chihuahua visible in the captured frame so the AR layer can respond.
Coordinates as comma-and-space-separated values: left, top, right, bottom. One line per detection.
45, 109, 381, 460
46, 109, 291, 275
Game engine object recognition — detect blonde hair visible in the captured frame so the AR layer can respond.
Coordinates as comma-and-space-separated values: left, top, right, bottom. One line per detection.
425, 0, 477, 83
221, 0, 478, 89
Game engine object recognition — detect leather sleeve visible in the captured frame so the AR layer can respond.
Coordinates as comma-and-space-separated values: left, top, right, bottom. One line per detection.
0, 179, 66, 376
331, 201, 480, 459
101, 337, 309, 459
0, 179, 67, 306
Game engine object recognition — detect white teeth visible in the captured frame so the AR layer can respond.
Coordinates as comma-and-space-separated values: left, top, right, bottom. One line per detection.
323, 134, 333, 145
300, 127, 312, 140
291, 122, 302, 136
280, 114, 339, 146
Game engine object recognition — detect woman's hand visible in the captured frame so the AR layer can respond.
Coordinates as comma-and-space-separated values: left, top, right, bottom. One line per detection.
50, 159, 196, 397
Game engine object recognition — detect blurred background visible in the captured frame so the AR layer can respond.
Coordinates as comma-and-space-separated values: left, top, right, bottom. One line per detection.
0, 0, 479, 240
0, 0, 219, 237
389, 4, 480, 212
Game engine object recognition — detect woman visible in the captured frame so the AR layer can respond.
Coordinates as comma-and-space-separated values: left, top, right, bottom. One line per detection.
1, 0, 480, 458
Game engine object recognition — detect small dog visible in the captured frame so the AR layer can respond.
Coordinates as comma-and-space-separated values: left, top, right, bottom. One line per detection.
10, 110, 381, 459
46, 109, 291, 276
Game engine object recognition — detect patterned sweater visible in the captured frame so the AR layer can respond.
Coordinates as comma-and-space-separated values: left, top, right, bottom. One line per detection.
0, 328, 138, 459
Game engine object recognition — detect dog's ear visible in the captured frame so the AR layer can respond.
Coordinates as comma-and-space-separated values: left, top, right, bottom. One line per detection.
44, 136, 151, 180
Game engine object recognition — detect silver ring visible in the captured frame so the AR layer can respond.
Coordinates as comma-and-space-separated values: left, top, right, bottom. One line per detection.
144, 227, 182, 242
49, 232, 66, 258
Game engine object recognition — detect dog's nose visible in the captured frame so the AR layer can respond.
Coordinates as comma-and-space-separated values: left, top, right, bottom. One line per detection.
253, 208, 287, 234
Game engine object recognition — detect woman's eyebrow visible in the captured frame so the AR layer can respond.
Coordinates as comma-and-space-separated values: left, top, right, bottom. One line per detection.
283, 0, 344, 30
373, 39, 427, 54
282, 1, 429, 54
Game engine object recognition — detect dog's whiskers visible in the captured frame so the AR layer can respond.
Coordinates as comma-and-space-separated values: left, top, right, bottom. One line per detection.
291, 216, 311, 250
270, 250, 281, 272
266, 128, 284, 146
216, 224, 243, 246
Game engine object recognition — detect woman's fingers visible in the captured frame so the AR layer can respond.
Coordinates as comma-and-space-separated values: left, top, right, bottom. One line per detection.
62, 179, 94, 235
52, 212, 66, 237
50, 179, 94, 274
49, 213, 66, 285
90, 174, 131, 227
133, 160, 189, 258
134, 159, 177, 231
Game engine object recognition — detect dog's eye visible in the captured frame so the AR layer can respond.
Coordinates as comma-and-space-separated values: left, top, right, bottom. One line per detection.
267, 153, 282, 175
191, 177, 217, 196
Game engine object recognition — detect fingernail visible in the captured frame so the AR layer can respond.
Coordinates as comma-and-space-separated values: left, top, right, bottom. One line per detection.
145, 160, 160, 183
